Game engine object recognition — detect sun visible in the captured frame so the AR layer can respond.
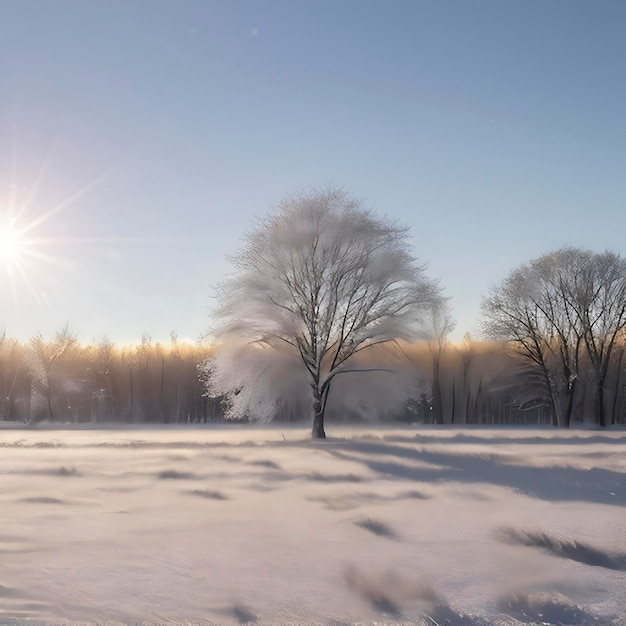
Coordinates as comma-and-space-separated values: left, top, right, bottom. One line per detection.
0, 218, 24, 268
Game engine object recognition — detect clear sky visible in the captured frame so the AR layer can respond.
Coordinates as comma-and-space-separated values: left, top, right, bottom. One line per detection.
1, 0, 625, 345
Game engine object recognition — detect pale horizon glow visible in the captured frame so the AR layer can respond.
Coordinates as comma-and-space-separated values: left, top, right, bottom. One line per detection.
1, 1, 625, 346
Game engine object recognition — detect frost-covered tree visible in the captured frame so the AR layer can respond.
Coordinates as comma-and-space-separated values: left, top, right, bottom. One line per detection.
206, 187, 442, 438
482, 247, 626, 427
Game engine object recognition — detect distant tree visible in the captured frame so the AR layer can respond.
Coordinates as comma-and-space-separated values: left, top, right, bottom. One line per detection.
0, 332, 24, 420
135, 333, 162, 422
27, 325, 78, 422
456, 332, 477, 424
569, 251, 626, 426
119, 345, 138, 421
89, 336, 118, 422
206, 187, 442, 438
393, 302, 455, 424
424, 303, 456, 424
482, 247, 626, 427
609, 343, 625, 425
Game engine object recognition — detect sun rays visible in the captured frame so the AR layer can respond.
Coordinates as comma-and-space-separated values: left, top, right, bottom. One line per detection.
0, 123, 190, 345
0, 216, 24, 267
0, 150, 111, 311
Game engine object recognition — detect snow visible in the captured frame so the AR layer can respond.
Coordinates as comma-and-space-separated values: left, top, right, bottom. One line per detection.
0, 424, 624, 625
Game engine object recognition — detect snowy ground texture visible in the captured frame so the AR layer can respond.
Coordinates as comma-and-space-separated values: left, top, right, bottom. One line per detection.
0, 424, 624, 626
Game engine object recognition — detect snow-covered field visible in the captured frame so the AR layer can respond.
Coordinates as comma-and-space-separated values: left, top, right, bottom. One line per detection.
0, 424, 624, 625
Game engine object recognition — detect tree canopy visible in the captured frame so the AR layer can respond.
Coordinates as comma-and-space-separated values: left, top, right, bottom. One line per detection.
206, 187, 443, 437
482, 247, 626, 427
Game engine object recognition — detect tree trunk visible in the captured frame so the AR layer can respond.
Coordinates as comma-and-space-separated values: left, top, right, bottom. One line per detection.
549, 396, 560, 427
311, 383, 328, 439
312, 408, 326, 438
128, 368, 134, 422
160, 356, 166, 423
474, 379, 483, 424
46, 392, 54, 422
431, 359, 443, 424
595, 379, 607, 427
611, 350, 624, 425
564, 378, 577, 428
450, 378, 456, 424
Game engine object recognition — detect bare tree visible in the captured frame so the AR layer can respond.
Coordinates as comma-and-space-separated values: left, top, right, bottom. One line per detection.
482, 247, 626, 427
393, 302, 455, 424
458, 332, 477, 424
424, 303, 456, 424
27, 325, 78, 422
565, 250, 626, 426
206, 187, 442, 438
0, 332, 24, 420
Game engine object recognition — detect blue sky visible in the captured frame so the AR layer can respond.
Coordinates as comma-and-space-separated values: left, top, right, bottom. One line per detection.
1, 0, 624, 344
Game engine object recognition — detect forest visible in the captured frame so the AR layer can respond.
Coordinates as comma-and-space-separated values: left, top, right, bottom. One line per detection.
1, 325, 624, 428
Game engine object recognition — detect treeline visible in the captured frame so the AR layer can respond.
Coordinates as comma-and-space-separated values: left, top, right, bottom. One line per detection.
483, 248, 626, 428
0, 328, 219, 424
1, 327, 624, 426
401, 335, 626, 427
